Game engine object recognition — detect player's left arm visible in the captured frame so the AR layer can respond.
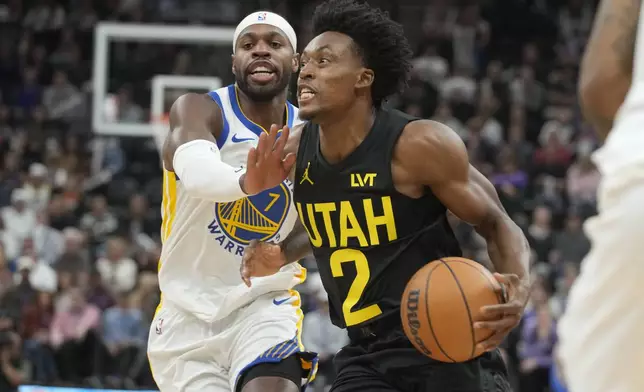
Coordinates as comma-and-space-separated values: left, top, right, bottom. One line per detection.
398, 120, 530, 350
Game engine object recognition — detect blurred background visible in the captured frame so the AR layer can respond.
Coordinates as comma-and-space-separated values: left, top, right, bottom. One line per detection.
0, 0, 598, 391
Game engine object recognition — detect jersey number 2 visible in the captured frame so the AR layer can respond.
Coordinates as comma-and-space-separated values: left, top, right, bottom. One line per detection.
330, 248, 382, 326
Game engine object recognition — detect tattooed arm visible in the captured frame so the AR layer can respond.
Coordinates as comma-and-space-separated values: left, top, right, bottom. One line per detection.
579, 0, 641, 140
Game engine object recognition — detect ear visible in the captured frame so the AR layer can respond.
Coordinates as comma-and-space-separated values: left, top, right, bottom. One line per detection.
356, 68, 374, 89
231, 54, 236, 75
291, 53, 299, 73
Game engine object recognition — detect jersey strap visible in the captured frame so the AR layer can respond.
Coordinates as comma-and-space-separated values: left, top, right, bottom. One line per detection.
206, 90, 230, 149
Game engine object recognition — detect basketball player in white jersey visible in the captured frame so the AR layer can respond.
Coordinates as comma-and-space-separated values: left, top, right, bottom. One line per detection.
147, 12, 317, 392
558, 0, 644, 391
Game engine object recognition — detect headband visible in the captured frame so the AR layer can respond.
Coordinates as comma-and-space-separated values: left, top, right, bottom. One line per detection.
232, 11, 297, 53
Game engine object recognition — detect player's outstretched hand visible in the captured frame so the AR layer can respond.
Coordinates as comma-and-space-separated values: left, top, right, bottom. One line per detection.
242, 124, 296, 195
474, 273, 529, 352
240, 240, 287, 287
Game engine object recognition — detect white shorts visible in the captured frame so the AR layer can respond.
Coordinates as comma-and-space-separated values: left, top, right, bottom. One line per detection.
148, 291, 318, 392
557, 164, 644, 392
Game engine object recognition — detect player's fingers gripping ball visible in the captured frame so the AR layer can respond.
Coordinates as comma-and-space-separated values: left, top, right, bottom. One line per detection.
400, 257, 504, 363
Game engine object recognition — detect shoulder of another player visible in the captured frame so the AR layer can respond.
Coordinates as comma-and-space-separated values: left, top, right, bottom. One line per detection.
164, 93, 222, 170
169, 92, 222, 128
395, 120, 469, 184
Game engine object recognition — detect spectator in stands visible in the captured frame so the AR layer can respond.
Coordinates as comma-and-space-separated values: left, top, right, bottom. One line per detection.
79, 194, 118, 250
539, 110, 574, 147
0, 152, 22, 208
506, 123, 534, 171
432, 101, 465, 140
526, 206, 555, 263
55, 227, 90, 275
43, 70, 83, 120
99, 292, 146, 387
68, 0, 98, 31
120, 193, 157, 244
2, 189, 36, 245
533, 132, 573, 179
550, 261, 579, 319
32, 211, 65, 265
22, 162, 51, 211
50, 28, 81, 72
114, 85, 144, 123
0, 331, 27, 392
96, 236, 137, 294
21, 291, 57, 384
518, 305, 557, 392
0, 245, 14, 299
47, 194, 77, 230
22, 0, 65, 32
14, 67, 41, 113
13, 256, 38, 306
15, 252, 57, 295
566, 144, 601, 211
553, 213, 590, 265
86, 269, 115, 311
0, 218, 19, 262
50, 287, 100, 383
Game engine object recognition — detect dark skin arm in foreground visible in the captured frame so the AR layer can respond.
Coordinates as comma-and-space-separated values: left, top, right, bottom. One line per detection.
393, 120, 530, 350
578, 0, 640, 140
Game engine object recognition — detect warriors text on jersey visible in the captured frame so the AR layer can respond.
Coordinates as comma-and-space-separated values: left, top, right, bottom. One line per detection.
158, 85, 306, 323
293, 107, 462, 329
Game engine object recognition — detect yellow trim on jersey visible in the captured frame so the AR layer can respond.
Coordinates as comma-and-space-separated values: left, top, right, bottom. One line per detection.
290, 266, 318, 381
150, 169, 179, 381
290, 267, 307, 351
154, 170, 178, 317
161, 170, 178, 243
234, 85, 289, 133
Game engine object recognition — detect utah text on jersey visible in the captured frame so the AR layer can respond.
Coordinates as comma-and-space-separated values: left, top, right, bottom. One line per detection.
208, 178, 294, 256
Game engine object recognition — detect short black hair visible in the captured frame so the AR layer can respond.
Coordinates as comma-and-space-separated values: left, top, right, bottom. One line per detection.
312, 0, 413, 106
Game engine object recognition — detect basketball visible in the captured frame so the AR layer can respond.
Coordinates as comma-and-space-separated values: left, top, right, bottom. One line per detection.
400, 257, 505, 363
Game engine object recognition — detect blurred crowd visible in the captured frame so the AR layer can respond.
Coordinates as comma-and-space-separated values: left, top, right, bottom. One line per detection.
0, 0, 600, 391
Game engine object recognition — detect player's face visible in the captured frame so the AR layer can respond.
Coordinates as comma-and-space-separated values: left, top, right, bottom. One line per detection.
232, 24, 298, 101
298, 32, 374, 122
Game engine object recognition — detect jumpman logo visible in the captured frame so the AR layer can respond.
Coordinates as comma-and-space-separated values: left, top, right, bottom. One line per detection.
300, 162, 314, 185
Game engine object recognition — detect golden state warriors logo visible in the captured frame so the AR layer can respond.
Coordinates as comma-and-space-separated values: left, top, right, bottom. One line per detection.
208, 180, 292, 256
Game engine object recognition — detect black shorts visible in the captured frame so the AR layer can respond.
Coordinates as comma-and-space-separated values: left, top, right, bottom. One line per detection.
236, 355, 303, 392
331, 316, 512, 392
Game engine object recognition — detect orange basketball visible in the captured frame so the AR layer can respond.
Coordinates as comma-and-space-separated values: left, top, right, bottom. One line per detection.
400, 257, 504, 363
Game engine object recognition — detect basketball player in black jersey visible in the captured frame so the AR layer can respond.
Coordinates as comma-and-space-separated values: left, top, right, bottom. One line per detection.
241, 1, 531, 390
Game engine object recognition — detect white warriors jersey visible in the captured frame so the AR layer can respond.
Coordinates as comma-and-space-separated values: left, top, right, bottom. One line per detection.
158, 84, 306, 323
595, 3, 644, 175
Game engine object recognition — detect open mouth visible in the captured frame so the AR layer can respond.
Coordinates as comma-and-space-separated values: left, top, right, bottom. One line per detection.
248, 64, 277, 83
298, 87, 316, 102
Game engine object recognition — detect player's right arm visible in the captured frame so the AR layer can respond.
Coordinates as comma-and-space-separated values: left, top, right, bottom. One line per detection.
163, 93, 293, 201
163, 93, 248, 202
578, 0, 641, 140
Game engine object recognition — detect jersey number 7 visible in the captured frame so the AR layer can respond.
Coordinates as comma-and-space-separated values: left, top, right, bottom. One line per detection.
330, 248, 383, 326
